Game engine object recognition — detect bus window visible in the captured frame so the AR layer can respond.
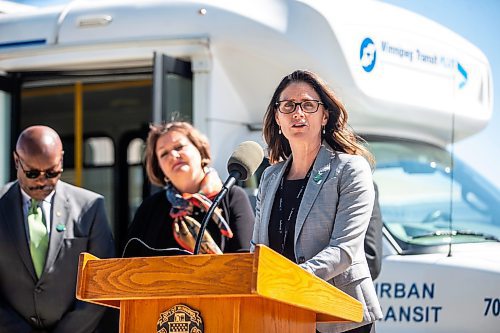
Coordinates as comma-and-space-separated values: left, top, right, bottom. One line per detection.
0, 86, 12, 184
60, 136, 115, 231
164, 74, 193, 122
369, 138, 500, 250
128, 138, 145, 225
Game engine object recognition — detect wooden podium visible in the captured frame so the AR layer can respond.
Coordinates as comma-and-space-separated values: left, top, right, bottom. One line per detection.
77, 245, 362, 333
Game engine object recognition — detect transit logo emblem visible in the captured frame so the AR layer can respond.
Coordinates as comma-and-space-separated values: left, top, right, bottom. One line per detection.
360, 37, 376, 72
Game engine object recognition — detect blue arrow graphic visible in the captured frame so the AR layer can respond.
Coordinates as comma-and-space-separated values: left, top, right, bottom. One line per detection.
457, 62, 468, 89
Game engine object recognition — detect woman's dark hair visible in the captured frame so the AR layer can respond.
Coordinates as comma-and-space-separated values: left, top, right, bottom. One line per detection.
263, 70, 374, 166
145, 122, 211, 187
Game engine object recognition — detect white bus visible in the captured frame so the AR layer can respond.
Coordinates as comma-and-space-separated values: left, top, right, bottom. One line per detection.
1, 1, 499, 332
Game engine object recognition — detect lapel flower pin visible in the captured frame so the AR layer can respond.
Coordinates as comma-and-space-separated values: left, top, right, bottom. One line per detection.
313, 171, 323, 184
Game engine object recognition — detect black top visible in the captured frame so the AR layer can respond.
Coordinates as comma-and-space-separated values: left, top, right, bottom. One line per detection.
125, 185, 255, 257
268, 177, 308, 263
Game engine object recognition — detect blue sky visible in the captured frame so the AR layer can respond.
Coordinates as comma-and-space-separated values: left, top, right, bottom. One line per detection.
380, 0, 500, 189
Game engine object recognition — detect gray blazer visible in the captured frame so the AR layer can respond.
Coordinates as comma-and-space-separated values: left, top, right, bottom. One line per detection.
251, 143, 382, 332
0, 180, 115, 333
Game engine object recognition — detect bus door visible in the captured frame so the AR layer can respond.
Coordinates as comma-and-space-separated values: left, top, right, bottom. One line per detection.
0, 73, 20, 185
116, 54, 192, 250
14, 54, 192, 250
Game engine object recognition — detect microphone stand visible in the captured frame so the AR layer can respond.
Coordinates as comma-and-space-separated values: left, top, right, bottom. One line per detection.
193, 176, 237, 255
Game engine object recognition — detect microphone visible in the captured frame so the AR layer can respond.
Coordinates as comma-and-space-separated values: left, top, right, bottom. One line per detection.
193, 141, 264, 254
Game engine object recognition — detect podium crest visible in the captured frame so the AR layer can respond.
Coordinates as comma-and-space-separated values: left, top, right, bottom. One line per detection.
157, 304, 204, 333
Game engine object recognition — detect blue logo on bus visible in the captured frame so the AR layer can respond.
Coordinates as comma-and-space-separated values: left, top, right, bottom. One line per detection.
360, 37, 376, 72
457, 62, 468, 89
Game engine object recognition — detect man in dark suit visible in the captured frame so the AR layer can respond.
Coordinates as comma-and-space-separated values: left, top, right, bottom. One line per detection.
365, 183, 383, 281
0, 125, 115, 333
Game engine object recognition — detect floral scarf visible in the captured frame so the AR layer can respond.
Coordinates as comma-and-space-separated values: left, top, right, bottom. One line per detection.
166, 168, 233, 254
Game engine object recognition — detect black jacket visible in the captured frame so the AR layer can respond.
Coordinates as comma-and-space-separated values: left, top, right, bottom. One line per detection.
0, 181, 115, 333
365, 183, 383, 280
125, 185, 255, 256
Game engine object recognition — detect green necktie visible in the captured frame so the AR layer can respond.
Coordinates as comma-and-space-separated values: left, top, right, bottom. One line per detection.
28, 199, 49, 278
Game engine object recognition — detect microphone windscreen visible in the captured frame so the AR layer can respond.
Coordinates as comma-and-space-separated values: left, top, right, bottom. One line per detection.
227, 141, 264, 181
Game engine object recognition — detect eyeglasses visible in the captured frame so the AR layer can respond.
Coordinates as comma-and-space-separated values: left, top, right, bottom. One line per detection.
275, 99, 324, 114
15, 151, 63, 179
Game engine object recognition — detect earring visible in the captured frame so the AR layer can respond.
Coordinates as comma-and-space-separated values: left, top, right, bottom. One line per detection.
278, 126, 282, 135
322, 125, 326, 135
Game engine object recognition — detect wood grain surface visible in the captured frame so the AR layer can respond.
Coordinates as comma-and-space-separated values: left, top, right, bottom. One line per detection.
76, 245, 363, 332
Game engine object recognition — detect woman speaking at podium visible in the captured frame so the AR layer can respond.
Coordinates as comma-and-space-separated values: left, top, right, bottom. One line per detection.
252, 70, 382, 333
127, 122, 254, 256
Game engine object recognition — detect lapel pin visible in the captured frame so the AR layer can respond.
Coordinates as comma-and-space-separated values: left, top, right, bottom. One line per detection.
313, 172, 323, 184
56, 211, 62, 217
56, 224, 66, 232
